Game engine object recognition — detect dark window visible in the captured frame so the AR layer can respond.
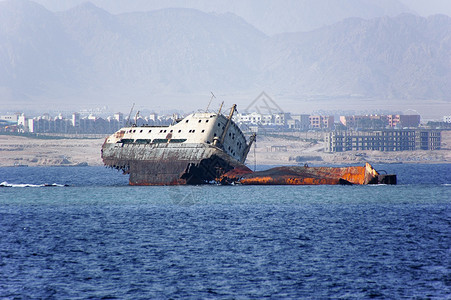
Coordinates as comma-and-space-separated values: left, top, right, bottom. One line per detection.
136, 139, 151, 144
153, 139, 168, 143
120, 139, 134, 144
169, 139, 187, 143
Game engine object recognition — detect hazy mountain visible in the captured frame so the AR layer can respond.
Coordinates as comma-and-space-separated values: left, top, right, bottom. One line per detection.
58, 3, 265, 93
30, 0, 415, 35
0, 0, 450, 112
261, 14, 451, 100
180, 0, 414, 35
0, 0, 82, 102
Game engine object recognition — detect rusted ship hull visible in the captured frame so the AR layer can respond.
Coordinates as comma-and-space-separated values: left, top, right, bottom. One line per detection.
219, 163, 396, 185
102, 105, 395, 186
103, 140, 396, 185
102, 142, 250, 185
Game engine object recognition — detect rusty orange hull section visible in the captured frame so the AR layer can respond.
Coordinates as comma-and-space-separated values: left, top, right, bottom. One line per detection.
220, 163, 395, 185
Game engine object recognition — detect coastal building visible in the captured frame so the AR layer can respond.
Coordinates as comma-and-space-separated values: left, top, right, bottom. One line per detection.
387, 114, 420, 128
324, 129, 441, 152
6, 111, 176, 134
339, 115, 387, 129
339, 114, 420, 130
71, 113, 80, 128
309, 115, 334, 129
0, 114, 20, 123
288, 114, 310, 130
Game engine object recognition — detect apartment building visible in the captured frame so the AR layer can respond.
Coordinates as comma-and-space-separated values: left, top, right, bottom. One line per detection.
309, 115, 334, 129
325, 129, 441, 152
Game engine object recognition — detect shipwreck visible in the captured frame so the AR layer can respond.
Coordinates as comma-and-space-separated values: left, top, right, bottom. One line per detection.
101, 104, 396, 185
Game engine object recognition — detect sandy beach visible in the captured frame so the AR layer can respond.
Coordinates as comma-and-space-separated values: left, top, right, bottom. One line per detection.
0, 131, 449, 167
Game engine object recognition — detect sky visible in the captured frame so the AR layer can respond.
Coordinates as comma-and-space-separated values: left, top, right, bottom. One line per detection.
10, 0, 451, 17
398, 0, 451, 16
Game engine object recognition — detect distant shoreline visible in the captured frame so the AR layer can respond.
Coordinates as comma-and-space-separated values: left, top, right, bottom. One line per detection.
0, 132, 449, 168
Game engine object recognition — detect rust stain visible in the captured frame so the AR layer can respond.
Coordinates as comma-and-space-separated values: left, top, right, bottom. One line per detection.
102, 138, 395, 185
219, 163, 392, 185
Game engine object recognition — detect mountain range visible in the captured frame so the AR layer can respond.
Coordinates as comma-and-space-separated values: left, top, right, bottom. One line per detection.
0, 0, 450, 113
27, 0, 416, 35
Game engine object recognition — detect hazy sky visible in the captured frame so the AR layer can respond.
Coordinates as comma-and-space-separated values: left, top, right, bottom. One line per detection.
10, 0, 451, 17
398, 0, 451, 16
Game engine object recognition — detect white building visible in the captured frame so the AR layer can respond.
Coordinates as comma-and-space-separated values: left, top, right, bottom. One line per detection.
0, 114, 20, 123
72, 113, 80, 127
28, 119, 36, 132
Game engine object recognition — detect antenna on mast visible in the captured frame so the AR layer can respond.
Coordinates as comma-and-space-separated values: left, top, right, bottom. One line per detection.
126, 103, 135, 126
134, 110, 140, 125
206, 92, 216, 112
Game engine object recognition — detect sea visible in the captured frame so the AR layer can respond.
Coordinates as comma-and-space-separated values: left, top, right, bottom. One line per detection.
0, 164, 450, 299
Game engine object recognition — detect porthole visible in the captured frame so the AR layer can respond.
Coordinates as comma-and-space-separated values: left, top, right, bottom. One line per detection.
201, 130, 205, 133
186, 120, 189, 123
148, 130, 152, 133
178, 130, 182, 133
140, 130, 143, 133
198, 120, 202, 123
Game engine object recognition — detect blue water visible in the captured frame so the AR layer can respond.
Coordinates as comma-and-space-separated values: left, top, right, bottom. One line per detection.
0, 164, 450, 299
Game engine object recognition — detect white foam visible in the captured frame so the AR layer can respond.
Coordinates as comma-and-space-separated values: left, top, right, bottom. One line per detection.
0, 181, 66, 188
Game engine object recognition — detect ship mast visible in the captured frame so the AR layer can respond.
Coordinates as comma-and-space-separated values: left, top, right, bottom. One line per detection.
205, 92, 216, 112
220, 104, 236, 144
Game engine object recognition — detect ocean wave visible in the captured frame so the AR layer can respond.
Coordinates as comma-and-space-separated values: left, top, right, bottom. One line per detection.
0, 181, 67, 188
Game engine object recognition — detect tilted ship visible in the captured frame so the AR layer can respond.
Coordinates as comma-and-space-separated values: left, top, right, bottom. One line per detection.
102, 105, 256, 185
102, 104, 396, 185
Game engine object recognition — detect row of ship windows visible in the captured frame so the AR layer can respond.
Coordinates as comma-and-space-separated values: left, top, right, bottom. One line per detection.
127, 121, 231, 134
119, 138, 187, 144
127, 129, 207, 134
186, 119, 210, 123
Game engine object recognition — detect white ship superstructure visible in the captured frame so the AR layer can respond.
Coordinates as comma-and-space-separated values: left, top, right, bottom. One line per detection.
102, 105, 255, 185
